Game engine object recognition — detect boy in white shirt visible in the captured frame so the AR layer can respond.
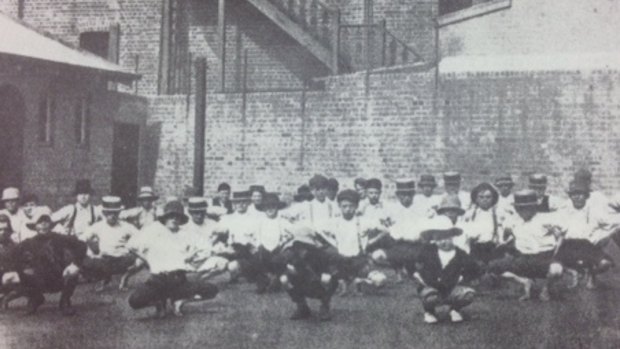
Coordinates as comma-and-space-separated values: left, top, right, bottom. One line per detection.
81, 196, 138, 291
127, 200, 219, 318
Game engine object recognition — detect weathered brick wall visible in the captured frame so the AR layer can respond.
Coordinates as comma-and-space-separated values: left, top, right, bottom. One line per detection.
0, 0, 161, 95
0, 0, 18, 17
440, 69, 620, 195
148, 65, 620, 200
0, 65, 147, 209
439, 0, 620, 57
149, 67, 441, 199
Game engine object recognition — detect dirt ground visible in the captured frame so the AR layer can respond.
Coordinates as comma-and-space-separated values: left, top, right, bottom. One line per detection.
2, 248, 620, 349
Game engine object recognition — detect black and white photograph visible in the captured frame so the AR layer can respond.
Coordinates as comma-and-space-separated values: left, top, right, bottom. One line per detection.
0, 0, 620, 348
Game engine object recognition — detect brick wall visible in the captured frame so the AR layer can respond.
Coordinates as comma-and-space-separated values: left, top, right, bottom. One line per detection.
149, 66, 441, 199
148, 64, 620, 200
439, 0, 620, 57
440, 69, 620, 195
0, 63, 147, 209
1, 0, 162, 95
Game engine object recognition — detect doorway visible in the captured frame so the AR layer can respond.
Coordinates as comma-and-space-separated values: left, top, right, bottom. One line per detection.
111, 122, 140, 208
0, 85, 25, 189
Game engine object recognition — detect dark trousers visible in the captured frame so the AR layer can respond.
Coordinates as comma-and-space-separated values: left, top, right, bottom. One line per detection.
287, 273, 338, 304
82, 255, 136, 282
556, 239, 613, 272
128, 271, 218, 310
419, 285, 475, 313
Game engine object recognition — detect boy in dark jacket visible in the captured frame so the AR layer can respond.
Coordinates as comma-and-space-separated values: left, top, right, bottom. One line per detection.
414, 222, 480, 324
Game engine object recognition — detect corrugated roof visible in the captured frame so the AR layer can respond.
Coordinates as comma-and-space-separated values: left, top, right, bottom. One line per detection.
0, 12, 139, 81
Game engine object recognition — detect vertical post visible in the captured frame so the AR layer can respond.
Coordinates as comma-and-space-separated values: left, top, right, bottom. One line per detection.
240, 49, 248, 162
134, 55, 140, 94
158, 0, 171, 95
17, 0, 25, 19
330, 10, 340, 75
380, 19, 387, 67
364, 0, 373, 71
108, 24, 121, 91
194, 58, 207, 196
218, 0, 226, 92
298, 81, 307, 170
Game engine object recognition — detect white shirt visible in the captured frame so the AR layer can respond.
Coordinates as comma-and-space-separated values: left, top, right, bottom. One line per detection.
52, 203, 102, 239
439, 191, 471, 211
0, 209, 27, 243
320, 216, 378, 257
215, 211, 258, 246
119, 206, 158, 229
127, 223, 190, 274
503, 213, 559, 254
438, 249, 457, 269
255, 215, 294, 251
462, 206, 506, 244
182, 219, 219, 248
283, 199, 336, 231
82, 220, 138, 257
359, 200, 391, 227
411, 194, 441, 218
496, 194, 515, 216
553, 202, 617, 243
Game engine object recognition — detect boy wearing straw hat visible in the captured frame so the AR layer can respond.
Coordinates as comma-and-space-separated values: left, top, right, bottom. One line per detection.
440, 172, 471, 211
213, 190, 260, 281
81, 196, 138, 291
120, 186, 159, 229
0, 187, 28, 243
490, 190, 565, 301
528, 173, 566, 213
495, 175, 516, 215
412, 175, 442, 218
414, 220, 480, 324
181, 197, 229, 279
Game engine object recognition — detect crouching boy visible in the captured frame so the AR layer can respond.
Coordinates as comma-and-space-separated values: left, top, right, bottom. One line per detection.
414, 221, 480, 324
127, 201, 219, 318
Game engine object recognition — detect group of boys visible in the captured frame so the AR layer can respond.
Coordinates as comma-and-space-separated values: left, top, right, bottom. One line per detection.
1, 168, 619, 324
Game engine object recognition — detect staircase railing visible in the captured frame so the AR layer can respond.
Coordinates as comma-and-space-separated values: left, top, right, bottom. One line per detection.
338, 19, 423, 72
269, 0, 341, 73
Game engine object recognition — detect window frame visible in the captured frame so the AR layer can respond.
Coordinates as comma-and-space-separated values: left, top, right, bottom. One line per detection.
74, 93, 91, 148
37, 93, 55, 146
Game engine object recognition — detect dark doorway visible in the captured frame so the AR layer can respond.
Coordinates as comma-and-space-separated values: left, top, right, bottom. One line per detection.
0, 85, 25, 189
111, 123, 140, 208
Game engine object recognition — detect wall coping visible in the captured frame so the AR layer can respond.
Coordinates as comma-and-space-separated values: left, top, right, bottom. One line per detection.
437, 0, 511, 27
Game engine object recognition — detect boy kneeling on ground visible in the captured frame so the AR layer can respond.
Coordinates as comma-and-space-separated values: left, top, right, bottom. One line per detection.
414, 220, 480, 324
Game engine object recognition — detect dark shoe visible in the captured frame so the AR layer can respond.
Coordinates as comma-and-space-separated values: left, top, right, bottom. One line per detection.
61, 307, 77, 316
318, 306, 332, 321
290, 305, 312, 320
26, 294, 45, 315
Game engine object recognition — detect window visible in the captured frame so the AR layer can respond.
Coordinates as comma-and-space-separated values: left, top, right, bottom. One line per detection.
37, 94, 55, 145
79, 31, 110, 58
74, 94, 91, 147
439, 0, 473, 15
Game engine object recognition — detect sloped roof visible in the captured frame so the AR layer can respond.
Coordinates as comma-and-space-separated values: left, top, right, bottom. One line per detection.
0, 12, 139, 81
